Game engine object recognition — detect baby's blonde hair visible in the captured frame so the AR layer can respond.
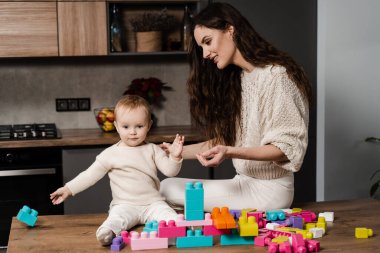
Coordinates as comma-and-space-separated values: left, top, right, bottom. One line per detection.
114, 95, 152, 122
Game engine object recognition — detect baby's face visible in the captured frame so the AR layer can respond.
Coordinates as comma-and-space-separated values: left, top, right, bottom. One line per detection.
114, 106, 151, 147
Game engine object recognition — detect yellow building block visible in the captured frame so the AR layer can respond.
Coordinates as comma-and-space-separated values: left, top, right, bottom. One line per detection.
292, 208, 302, 213
271, 236, 289, 244
305, 223, 316, 230
238, 216, 258, 237
316, 217, 327, 233
355, 228, 373, 239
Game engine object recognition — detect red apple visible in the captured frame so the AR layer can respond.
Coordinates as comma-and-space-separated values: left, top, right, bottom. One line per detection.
106, 111, 115, 122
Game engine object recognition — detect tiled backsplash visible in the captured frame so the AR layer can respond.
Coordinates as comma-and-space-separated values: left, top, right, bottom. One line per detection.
0, 57, 191, 129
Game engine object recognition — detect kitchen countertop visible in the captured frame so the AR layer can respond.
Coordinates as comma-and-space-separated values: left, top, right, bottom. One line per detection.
0, 125, 206, 148
7, 198, 380, 252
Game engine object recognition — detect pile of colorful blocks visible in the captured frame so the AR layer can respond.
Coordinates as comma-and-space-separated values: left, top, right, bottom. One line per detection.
110, 181, 334, 252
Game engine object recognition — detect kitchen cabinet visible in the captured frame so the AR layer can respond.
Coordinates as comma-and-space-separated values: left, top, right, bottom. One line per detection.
0, 2, 58, 57
58, 2, 107, 56
107, 0, 204, 55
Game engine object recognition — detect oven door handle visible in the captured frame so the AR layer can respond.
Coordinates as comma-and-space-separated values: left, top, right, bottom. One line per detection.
0, 168, 56, 177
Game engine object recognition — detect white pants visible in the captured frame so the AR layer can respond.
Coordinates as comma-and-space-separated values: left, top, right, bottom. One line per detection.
96, 200, 177, 236
160, 173, 294, 212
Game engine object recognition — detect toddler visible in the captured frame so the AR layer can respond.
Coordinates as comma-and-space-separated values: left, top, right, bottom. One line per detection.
50, 95, 184, 245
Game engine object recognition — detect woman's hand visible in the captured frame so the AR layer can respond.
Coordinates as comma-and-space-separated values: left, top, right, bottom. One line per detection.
196, 145, 230, 167
50, 186, 72, 205
168, 134, 185, 161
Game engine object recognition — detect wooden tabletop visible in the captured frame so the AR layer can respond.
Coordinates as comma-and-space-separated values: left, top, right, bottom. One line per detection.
0, 125, 205, 148
7, 198, 380, 253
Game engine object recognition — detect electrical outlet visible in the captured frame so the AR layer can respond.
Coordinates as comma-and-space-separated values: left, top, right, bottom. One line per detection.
78, 98, 91, 111
56, 98, 91, 112
56, 99, 68, 111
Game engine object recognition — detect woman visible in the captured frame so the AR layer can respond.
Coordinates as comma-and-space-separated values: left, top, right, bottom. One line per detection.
160, 2, 311, 211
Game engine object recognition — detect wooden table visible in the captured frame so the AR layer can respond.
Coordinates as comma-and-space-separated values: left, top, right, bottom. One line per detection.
7, 198, 380, 253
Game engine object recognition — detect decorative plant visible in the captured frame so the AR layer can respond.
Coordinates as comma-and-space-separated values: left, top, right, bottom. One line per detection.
123, 77, 173, 108
365, 137, 380, 199
129, 9, 179, 32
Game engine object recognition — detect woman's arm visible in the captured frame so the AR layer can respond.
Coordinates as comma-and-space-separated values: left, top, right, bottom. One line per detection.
160, 140, 212, 159
196, 144, 288, 167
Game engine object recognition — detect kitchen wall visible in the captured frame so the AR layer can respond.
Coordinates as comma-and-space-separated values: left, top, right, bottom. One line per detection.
317, 0, 380, 200
0, 57, 191, 128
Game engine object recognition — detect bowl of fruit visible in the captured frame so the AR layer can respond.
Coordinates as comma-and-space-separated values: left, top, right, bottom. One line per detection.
94, 107, 116, 132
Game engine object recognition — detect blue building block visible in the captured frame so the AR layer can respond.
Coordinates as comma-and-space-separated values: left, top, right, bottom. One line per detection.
176, 229, 213, 248
17, 205, 38, 227
185, 182, 204, 221
220, 229, 254, 246
266, 210, 286, 221
143, 220, 159, 233
185, 211, 204, 221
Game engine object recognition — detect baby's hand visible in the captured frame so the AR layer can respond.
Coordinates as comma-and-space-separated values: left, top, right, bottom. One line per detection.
50, 186, 72, 205
168, 134, 184, 161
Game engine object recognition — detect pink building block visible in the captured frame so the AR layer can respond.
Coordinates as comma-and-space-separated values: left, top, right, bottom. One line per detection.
305, 239, 321, 252
203, 225, 231, 236
268, 242, 279, 253
120, 231, 131, 244
291, 233, 307, 253
158, 220, 186, 238
254, 235, 272, 247
130, 231, 168, 251
176, 213, 213, 227
279, 241, 292, 253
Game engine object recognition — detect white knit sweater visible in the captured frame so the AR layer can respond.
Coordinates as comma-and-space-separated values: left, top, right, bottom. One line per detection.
66, 142, 182, 206
233, 65, 309, 179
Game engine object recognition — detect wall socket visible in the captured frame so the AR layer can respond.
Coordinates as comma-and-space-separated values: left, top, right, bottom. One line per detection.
56, 98, 91, 112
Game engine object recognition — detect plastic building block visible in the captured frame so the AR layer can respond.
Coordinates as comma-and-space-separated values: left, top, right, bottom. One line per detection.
305, 239, 320, 252
238, 216, 258, 236
266, 210, 286, 221
309, 227, 324, 238
279, 241, 292, 253
292, 208, 302, 213
185, 181, 204, 221
203, 225, 231, 236
143, 220, 158, 233
16, 205, 38, 227
268, 242, 279, 253
176, 229, 213, 248
319, 211, 334, 222
281, 208, 293, 214
254, 235, 272, 247
120, 231, 131, 244
110, 236, 125, 251
130, 231, 168, 251
305, 222, 316, 230
176, 213, 212, 227
291, 210, 317, 223
211, 207, 236, 229
316, 216, 327, 234
220, 229, 254, 246
355, 227, 373, 239
266, 222, 280, 230
289, 216, 304, 229
291, 233, 307, 253
158, 220, 186, 238
229, 209, 242, 220
241, 208, 255, 218
247, 211, 266, 228
271, 236, 289, 244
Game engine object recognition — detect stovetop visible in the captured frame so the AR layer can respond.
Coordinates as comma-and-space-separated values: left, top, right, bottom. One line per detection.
0, 123, 61, 141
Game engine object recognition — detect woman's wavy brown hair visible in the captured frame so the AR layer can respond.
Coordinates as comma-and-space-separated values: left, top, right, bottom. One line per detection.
188, 2, 312, 146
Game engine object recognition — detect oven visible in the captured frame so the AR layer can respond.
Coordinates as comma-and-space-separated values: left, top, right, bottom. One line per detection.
0, 147, 64, 247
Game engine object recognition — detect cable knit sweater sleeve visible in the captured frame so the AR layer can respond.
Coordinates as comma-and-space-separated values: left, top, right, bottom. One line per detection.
260, 67, 309, 172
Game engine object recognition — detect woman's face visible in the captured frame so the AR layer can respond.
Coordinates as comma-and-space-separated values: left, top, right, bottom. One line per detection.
194, 25, 237, 69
